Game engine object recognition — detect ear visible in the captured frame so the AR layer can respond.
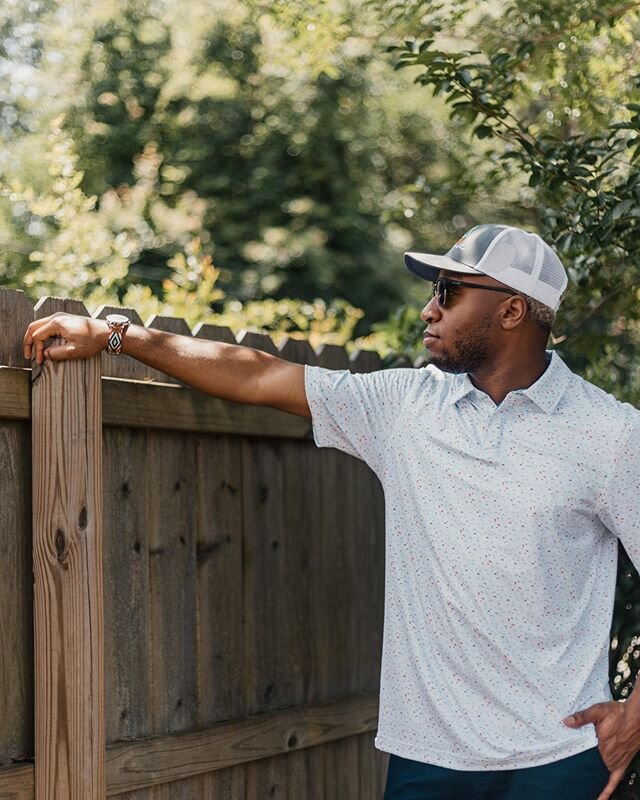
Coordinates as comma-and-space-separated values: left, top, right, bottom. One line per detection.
499, 295, 528, 330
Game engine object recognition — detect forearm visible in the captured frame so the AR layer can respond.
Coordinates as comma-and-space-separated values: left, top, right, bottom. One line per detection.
116, 325, 309, 416
24, 313, 310, 416
120, 323, 281, 405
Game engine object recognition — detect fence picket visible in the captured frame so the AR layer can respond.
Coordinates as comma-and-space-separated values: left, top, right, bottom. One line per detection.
32, 296, 105, 800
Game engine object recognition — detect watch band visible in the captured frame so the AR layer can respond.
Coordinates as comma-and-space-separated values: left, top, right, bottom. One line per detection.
105, 314, 130, 355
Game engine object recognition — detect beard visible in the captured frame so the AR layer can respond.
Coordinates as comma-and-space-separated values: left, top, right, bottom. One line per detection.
428, 317, 492, 374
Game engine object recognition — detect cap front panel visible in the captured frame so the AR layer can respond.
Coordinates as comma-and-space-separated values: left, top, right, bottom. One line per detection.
447, 224, 508, 268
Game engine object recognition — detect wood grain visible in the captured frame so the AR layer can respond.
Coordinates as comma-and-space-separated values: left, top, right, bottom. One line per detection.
106, 693, 378, 794
0, 290, 32, 369
195, 434, 244, 726
0, 422, 33, 766
0, 368, 30, 421
31, 307, 105, 799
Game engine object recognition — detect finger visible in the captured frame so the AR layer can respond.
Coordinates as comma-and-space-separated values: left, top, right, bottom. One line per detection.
563, 704, 607, 727
23, 318, 50, 359
27, 319, 68, 365
45, 343, 79, 362
35, 338, 47, 365
596, 768, 625, 800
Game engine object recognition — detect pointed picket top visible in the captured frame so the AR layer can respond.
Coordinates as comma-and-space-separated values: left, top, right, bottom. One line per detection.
278, 337, 318, 366
349, 349, 382, 374
192, 323, 238, 345
0, 288, 34, 367
237, 330, 279, 355
94, 305, 159, 382
34, 296, 89, 319
315, 343, 350, 370
146, 314, 192, 337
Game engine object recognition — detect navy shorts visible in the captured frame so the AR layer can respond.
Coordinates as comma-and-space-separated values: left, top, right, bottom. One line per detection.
384, 747, 610, 800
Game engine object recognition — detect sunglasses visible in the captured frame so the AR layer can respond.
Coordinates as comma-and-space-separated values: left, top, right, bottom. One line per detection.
432, 278, 517, 308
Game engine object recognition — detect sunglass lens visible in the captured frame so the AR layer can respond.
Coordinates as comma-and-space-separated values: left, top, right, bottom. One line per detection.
436, 280, 446, 307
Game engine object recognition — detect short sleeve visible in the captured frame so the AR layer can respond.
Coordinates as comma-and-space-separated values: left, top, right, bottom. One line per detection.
597, 418, 640, 569
304, 365, 417, 474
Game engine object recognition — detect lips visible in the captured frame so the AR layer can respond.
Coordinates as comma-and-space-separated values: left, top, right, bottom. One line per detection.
423, 329, 439, 348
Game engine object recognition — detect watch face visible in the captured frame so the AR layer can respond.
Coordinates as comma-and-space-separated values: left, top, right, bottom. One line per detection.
106, 313, 129, 325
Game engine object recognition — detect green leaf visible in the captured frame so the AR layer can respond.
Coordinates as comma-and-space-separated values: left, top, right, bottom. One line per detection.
474, 124, 493, 139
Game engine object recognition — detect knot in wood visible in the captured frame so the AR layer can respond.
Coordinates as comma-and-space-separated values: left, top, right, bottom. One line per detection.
55, 529, 67, 562
78, 506, 88, 531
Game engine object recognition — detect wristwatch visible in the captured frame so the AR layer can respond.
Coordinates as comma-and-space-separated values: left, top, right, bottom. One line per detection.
105, 314, 130, 355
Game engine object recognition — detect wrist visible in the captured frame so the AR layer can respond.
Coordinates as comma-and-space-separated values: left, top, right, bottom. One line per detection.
105, 314, 130, 355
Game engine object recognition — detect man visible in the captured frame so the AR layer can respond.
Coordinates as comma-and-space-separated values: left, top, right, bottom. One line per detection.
23, 224, 640, 800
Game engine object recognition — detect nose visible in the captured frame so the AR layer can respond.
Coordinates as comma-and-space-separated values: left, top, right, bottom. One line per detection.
420, 294, 441, 325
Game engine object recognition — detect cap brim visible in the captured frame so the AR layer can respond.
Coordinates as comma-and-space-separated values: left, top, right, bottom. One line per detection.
404, 252, 483, 282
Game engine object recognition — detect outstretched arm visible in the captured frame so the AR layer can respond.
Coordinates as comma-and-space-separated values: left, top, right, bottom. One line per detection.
23, 313, 311, 418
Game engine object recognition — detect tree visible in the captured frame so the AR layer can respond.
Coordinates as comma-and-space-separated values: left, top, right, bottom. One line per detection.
0, 0, 523, 333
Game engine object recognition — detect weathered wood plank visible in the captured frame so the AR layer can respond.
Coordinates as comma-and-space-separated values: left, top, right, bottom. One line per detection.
102, 377, 312, 439
0, 368, 315, 439
0, 664, 377, 797
323, 737, 359, 800
195, 435, 244, 726
198, 765, 245, 800
103, 427, 153, 800
147, 431, 198, 736
0, 763, 32, 799
0, 368, 30, 421
286, 748, 307, 800
0, 289, 32, 368
0, 422, 33, 766
106, 693, 378, 794
245, 754, 287, 800
241, 437, 289, 715
31, 296, 105, 800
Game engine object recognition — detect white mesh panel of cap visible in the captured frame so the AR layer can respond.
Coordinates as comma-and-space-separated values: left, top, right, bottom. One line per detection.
480, 233, 537, 278
539, 249, 567, 291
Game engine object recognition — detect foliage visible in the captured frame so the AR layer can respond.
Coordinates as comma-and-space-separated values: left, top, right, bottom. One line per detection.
1, 118, 362, 343
0, 0, 530, 338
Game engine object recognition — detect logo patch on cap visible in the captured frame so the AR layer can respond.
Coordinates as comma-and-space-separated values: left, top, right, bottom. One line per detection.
453, 226, 478, 250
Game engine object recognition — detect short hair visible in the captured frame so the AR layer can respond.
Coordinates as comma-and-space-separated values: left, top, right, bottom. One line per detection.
516, 293, 556, 333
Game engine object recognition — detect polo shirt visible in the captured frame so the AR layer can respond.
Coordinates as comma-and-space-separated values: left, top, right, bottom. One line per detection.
304, 351, 640, 770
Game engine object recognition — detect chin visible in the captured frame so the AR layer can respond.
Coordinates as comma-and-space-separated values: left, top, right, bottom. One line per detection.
428, 356, 466, 374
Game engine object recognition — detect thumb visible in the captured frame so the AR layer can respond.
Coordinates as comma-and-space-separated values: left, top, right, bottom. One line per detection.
563, 703, 607, 728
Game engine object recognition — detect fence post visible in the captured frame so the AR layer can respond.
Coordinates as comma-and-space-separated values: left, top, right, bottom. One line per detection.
31, 299, 105, 799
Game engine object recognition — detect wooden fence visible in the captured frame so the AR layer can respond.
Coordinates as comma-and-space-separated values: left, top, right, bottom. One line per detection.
0, 288, 388, 799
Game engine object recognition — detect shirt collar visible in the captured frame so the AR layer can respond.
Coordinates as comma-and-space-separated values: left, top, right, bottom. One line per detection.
446, 351, 571, 413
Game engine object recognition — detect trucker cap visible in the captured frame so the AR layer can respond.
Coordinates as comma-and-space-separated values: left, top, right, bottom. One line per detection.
404, 224, 568, 311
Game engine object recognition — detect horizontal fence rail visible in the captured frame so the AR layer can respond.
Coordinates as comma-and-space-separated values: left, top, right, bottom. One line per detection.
0, 694, 378, 797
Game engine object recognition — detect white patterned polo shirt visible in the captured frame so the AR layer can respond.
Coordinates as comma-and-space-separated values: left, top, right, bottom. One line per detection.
304, 351, 640, 770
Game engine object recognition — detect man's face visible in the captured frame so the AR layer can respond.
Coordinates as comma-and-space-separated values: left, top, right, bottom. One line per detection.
420, 270, 510, 374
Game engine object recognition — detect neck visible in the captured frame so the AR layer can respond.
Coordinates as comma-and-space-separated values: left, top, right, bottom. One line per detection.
468, 348, 549, 405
